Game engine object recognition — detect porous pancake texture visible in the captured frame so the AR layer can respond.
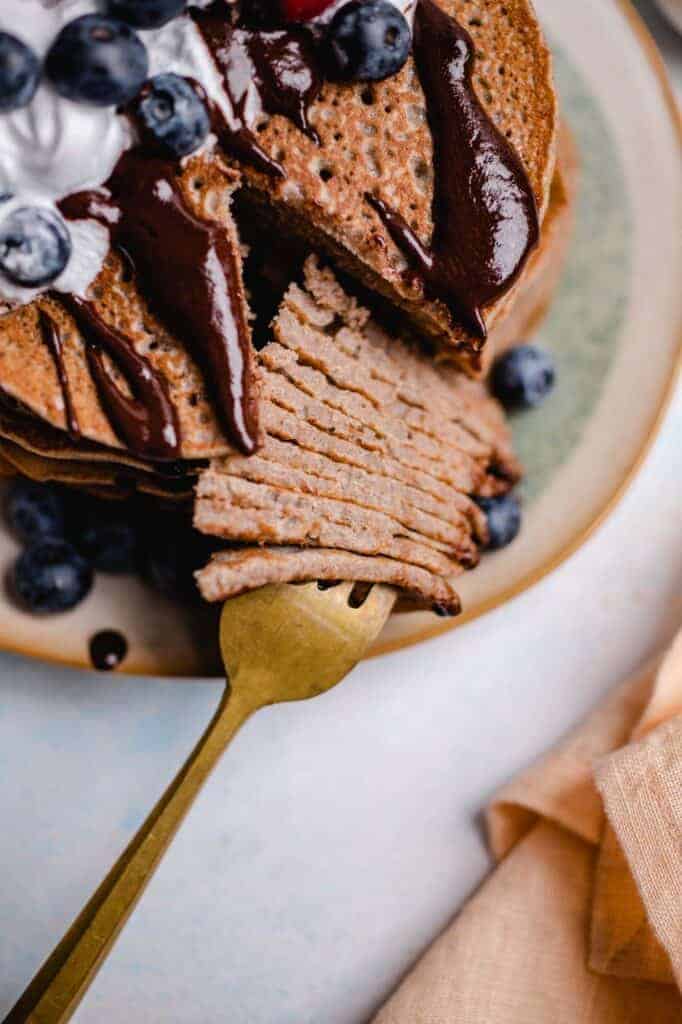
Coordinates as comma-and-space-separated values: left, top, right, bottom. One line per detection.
0, 155, 253, 461
235, 0, 558, 367
196, 258, 520, 612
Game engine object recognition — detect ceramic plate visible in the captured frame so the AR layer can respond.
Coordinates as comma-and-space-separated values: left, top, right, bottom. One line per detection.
0, 0, 678, 676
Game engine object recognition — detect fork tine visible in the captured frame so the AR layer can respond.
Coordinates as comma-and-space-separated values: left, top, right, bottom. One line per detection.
357, 583, 398, 619
291, 580, 394, 615
309, 580, 396, 623
310, 580, 356, 606
348, 582, 373, 608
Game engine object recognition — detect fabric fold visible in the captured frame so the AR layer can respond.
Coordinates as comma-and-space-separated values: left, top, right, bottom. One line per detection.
374, 628, 682, 1023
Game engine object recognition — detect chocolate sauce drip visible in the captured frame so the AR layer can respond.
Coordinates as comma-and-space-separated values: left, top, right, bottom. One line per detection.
196, 81, 285, 180
107, 151, 259, 454
90, 629, 128, 671
219, 118, 286, 177
58, 188, 176, 462
192, 5, 322, 173
38, 308, 80, 441
240, 28, 321, 140
63, 295, 181, 461
59, 189, 120, 229
368, 0, 539, 340
60, 148, 259, 456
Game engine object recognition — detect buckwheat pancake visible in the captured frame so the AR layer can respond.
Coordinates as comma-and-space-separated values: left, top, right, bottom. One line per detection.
0, 154, 256, 464
0, 397, 196, 474
216, 0, 558, 371
0, 132, 574, 512
196, 258, 520, 613
0, 138, 574, 501
0, 437, 194, 500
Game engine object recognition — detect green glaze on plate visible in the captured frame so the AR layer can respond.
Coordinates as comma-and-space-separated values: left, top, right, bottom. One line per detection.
513, 48, 632, 503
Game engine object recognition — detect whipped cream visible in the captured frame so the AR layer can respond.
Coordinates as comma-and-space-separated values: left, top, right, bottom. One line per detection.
0, 0, 221, 307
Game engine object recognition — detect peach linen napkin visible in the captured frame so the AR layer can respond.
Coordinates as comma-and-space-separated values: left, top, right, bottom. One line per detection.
374, 629, 682, 1024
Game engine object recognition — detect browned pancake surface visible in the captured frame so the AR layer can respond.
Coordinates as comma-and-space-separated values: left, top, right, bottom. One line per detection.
0, 155, 253, 460
235, 0, 557, 364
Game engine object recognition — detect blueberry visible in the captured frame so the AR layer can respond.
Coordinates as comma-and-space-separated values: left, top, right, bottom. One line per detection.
5, 480, 66, 544
79, 514, 138, 573
134, 74, 210, 158
13, 539, 93, 614
0, 32, 41, 112
141, 512, 217, 604
107, 0, 187, 29
45, 15, 149, 107
325, 0, 411, 82
492, 345, 556, 410
0, 206, 71, 287
476, 494, 522, 551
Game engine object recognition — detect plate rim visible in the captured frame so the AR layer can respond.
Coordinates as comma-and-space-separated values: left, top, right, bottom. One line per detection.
371, 0, 682, 658
0, 0, 679, 677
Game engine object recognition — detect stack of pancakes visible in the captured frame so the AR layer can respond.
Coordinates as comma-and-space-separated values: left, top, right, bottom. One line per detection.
196, 257, 521, 613
0, 0, 577, 614
0, 157, 247, 500
234, 0, 565, 370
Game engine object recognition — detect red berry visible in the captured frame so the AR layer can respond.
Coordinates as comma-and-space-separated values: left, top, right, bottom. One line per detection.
280, 0, 335, 22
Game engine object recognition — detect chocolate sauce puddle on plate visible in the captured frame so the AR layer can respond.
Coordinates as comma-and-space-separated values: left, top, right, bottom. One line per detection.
38, 308, 81, 442
368, 0, 539, 340
89, 629, 128, 671
192, 3, 322, 173
60, 147, 259, 456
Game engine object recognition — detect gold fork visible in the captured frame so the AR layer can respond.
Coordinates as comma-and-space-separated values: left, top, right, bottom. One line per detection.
7, 581, 396, 1024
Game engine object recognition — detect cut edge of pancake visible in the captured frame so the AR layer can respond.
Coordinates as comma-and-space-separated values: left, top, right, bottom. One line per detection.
194, 257, 520, 612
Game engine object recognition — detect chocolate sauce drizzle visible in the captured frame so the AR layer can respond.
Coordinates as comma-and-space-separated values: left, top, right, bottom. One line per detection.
192, 3, 322, 175
48, 3, 320, 463
60, 147, 259, 457
62, 294, 181, 461
368, 0, 539, 340
47, 0, 536, 466
38, 308, 80, 442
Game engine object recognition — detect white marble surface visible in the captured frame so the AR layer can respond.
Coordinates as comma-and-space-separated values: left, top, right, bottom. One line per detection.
1, 4, 680, 1022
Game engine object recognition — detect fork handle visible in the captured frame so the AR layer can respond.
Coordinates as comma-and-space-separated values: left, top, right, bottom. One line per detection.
6, 684, 256, 1024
